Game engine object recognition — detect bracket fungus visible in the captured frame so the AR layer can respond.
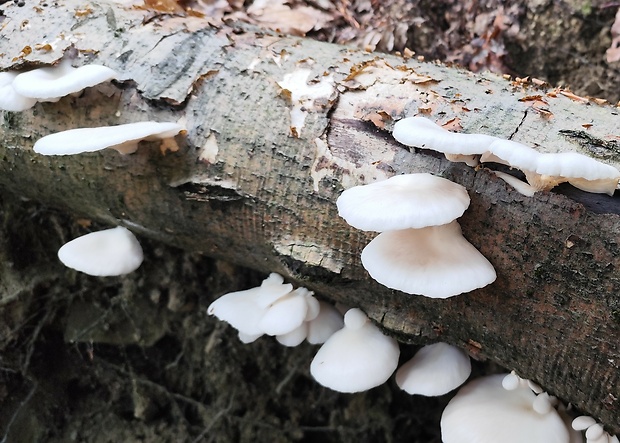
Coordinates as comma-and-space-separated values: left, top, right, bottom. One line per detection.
441, 374, 572, 443
392, 116, 497, 166
481, 140, 620, 195
361, 221, 496, 298
338, 173, 495, 298
395, 342, 471, 396
336, 173, 470, 231
310, 308, 399, 393
11, 59, 118, 102
57, 226, 144, 277
0, 59, 118, 111
34, 122, 185, 155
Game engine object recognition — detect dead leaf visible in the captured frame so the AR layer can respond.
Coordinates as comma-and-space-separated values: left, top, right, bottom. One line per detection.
558, 89, 589, 103
441, 117, 462, 132
247, 0, 334, 36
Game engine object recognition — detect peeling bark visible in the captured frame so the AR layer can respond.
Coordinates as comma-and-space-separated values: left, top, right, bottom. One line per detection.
1, 0, 620, 432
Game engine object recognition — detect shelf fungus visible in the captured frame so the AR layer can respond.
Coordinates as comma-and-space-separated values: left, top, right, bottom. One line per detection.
34, 121, 185, 155
392, 116, 497, 167
482, 140, 620, 196
0, 59, 118, 111
337, 173, 496, 298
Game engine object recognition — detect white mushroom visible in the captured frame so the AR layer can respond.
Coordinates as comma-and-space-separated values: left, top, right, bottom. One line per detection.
392, 116, 497, 166
0, 72, 37, 111
33, 122, 185, 155
441, 374, 572, 443
207, 273, 293, 342
361, 221, 496, 298
395, 342, 471, 396
310, 308, 400, 393
482, 139, 620, 195
11, 59, 118, 102
57, 226, 143, 277
336, 173, 470, 231
258, 287, 311, 336
306, 301, 344, 344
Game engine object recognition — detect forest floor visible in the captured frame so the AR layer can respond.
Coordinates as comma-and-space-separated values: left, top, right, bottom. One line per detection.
0, 1, 618, 442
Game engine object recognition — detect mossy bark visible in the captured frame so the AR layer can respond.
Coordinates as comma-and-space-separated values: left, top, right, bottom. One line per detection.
1, 0, 620, 433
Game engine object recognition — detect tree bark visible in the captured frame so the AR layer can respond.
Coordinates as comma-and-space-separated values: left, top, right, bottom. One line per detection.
2, 0, 620, 431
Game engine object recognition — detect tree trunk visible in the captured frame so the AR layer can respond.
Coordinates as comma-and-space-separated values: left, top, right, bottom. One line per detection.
2, 0, 620, 432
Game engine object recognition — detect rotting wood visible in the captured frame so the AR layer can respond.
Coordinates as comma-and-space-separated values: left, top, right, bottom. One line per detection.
1, 0, 620, 431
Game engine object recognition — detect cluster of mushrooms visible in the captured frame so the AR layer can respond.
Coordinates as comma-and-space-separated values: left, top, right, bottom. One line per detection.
0, 57, 185, 275
2, 54, 619, 441
393, 116, 620, 196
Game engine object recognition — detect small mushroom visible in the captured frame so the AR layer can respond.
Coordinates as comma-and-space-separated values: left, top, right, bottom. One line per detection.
361, 221, 496, 298
34, 122, 185, 155
310, 308, 399, 393
392, 116, 497, 166
395, 342, 471, 396
336, 173, 470, 231
57, 226, 143, 276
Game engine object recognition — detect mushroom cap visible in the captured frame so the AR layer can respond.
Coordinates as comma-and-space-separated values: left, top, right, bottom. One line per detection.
0, 72, 38, 111
482, 139, 541, 170
276, 323, 308, 347
336, 173, 470, 232
361, 221, 496, 298
441, 374, 571, 443
535, 152, 620, 181
395, 342, 471, 396
258, 288, 309, 336
207, 273, 292, 339
57, 226, 143, 276
306, 301, 344, 344
310, 308, 400, 393
393, 117, 497, 155
33, 122, 184, 155
12, 60, 118, 100
483, 140, 620, 195
208, 288, 267, 338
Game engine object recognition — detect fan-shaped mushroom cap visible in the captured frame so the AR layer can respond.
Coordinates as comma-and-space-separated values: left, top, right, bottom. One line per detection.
258, 288, 311, 336
0, 72, 37, 111
310, 308, 399, 393
306, 301, 344, 344
34, 121, 185, 155
361, 221, 496, 298
482, 140, 620, 195
393, 116, 497, 166
337, 173, 470, 231
441, 374, 571, 443
57, 226, 143, 277
207, 273, 293, 340
395, 342, 471, 396
12, 59, 118, 101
